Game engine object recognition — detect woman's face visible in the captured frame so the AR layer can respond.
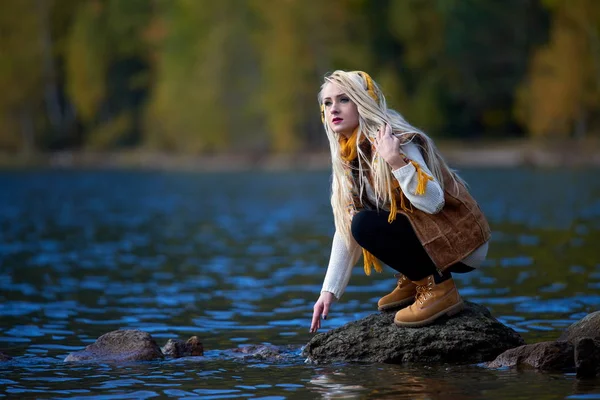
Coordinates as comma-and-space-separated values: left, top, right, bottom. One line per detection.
322, 82, 359, 138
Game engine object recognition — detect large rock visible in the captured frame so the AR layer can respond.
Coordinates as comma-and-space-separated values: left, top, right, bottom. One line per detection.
559, 311, 600, 343
65, 330, 164, 362
487, 341, 574, 371
574, 338, 600, 378
488, 310, 600, 377
161, 336, 204, 358
303, 301, 524, 364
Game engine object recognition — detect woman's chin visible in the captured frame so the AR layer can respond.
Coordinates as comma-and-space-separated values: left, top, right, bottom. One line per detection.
332, 126, 354, 138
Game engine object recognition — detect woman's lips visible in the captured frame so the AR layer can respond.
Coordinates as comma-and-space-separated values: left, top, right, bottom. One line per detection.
332, 118, 343, 124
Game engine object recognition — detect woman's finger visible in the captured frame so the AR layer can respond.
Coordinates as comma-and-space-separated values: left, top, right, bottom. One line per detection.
377, 124, 385, 142
311, 302, 323, 332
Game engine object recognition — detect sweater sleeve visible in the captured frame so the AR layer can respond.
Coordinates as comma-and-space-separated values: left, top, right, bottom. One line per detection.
392, 142, 445, 214
321, 229, 362, 300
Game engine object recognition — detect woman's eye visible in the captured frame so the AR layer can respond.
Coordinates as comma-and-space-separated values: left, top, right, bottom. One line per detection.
324, 101, 332, 107
340, 97, 349, 103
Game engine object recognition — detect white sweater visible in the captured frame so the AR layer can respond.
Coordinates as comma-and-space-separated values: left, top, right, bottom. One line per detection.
321, 142, 489, 300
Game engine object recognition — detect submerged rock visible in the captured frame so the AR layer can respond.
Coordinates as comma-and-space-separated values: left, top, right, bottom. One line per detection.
65, 330, 164, 362
229, 344, 299, 362
488, 310, 600, 377
303, 301, 524, 364
487, 341, 574, 371
0, 351, 12, 361
162, 336, 204, 358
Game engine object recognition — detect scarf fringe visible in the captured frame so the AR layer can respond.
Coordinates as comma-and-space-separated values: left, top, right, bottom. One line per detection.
410, 160, 433, 195
362, 248, 382, 276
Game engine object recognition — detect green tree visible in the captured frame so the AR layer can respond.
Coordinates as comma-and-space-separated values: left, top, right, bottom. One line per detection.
0, 0, 45, 152
65, 0, 151, 150
516, 0, 600, 138
144, 0, 248, 152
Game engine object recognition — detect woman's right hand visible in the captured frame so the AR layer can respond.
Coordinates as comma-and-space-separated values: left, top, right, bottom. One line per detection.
310, 291, 335, 333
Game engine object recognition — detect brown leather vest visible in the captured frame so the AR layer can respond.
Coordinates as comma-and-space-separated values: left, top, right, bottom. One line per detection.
348, 134, 491, 271
392, 166, 491, 271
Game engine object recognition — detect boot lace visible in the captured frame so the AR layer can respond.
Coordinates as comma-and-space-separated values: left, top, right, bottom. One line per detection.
415, 280, 434, 305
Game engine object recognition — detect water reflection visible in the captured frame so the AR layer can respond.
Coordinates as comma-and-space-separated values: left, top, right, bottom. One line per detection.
0, 168, 599, 398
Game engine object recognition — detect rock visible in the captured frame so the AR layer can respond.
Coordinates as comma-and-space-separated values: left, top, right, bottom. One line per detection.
559, 311, 600, 343
161, 336, 204, 358
64, 330, 164, 362
230, 344, 295, 361
574, 337, 600, 379
303, 301, 524, 364
487, 341, 574, 371
0, 351, 12, 361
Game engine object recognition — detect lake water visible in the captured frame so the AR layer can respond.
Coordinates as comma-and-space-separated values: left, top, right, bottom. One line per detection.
1, 168, 599, 399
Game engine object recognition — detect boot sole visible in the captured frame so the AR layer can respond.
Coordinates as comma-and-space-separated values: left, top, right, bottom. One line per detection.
393, 300, 465, 328
378, 297, 414, 311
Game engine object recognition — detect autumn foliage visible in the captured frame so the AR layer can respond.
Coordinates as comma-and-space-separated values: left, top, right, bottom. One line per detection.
0, 0, 598, 154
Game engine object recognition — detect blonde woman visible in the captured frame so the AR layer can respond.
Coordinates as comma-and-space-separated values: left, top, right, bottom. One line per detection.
309, 70, 491, 333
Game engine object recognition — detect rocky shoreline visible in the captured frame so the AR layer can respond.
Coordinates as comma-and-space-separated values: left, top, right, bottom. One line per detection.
1, 303, 598, 379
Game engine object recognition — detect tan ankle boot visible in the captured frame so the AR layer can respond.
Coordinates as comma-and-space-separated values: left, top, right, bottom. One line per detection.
393, 275, 464, 327
377, 274, 417, 311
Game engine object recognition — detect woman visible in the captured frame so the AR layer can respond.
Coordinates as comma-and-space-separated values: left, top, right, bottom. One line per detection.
310, 70, 490, 333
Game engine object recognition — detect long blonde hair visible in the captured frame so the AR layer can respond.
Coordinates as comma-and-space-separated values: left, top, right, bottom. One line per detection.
318, 70, 463, 246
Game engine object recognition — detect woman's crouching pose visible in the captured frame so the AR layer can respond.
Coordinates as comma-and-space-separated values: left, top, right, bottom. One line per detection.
310, 70, 491, 333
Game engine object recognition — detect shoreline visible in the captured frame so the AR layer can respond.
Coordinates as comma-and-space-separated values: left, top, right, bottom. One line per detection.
2, 140, 599, 171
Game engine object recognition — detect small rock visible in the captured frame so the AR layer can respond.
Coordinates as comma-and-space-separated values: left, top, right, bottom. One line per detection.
231, 344, 288, 361
65, 330, 164, 362
0, 351, 12, 361
162, 336, 204, 358
303, 301, 524, 364
574, 337, 600, 379
488, 341, 574, 371
559, 311, 600, 343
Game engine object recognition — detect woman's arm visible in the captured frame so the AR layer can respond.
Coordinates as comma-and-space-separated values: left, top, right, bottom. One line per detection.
392, 141, 445, 214
310, 229, 361, 332
376, 124, 444, 214
321, 229, 362, 299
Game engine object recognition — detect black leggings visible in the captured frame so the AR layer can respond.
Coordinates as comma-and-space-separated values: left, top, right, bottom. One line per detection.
351, 210, 474, 282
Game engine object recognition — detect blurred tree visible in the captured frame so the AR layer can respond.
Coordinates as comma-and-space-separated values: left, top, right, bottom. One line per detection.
249, 0, 368, 152
65, 0, 151, 150
1, 0, 599, 154
381, 0, 548, 138
144, 0, 249, 152
385, 0, 447, 134
516, 0, 600, 138
0, 0, 44, 152
442, 0, 549, 138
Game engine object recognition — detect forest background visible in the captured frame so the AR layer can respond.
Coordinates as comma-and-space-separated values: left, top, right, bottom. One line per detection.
1, 0, 599, 167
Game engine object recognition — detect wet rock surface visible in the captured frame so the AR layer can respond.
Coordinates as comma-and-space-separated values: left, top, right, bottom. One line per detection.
489, 310, 600, 378
228, 344, 299, 362
558, 311, 600, 343
487, 341, 574, 371
65, 330, 164, 362
161, 336, 204, 358
303, 301, 525, 364
574, 337, 600, 378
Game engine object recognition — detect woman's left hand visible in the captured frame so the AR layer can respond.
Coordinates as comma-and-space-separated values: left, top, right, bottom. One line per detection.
376, 124, 408, 170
